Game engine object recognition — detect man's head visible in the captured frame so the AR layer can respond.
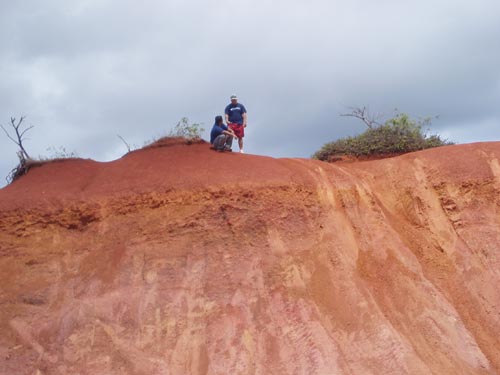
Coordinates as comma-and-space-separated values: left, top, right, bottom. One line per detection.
215, 115, 223, 125
230, 95, 238, 104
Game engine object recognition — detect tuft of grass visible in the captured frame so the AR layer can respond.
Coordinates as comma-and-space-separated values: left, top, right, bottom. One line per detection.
138, 117, 206, 151
42, 146, 78, 160
313, 113, 453, 161
8, 154, 79, 183
141, 136, 207, 150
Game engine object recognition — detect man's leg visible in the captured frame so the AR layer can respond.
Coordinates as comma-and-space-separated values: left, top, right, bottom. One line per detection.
213, 135, 227, 151
224, 135, 233, 150
238, 137, 244, 152
229, 123, 244, 153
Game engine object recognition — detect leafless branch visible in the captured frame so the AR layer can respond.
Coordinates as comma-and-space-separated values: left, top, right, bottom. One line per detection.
117, 134, 131, 152
0, 124, 18, 144
340, 106, 383, 129
19, 125, 34, 139
1, 116, 32, 159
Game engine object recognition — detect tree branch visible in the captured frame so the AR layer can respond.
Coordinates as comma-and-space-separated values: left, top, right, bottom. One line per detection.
0, 124, 19, 145
2, 116, 31, 159
117, 134, 131, 152
340, 106, 383, 129
19, 125, 34, 139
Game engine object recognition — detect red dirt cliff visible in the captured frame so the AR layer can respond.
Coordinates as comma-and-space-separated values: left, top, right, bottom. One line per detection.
1, 141, 499, 374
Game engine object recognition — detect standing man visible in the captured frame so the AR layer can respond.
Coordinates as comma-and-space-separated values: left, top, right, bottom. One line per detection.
225, 95, 247, 153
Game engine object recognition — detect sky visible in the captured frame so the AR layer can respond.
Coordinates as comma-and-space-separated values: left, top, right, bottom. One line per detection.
1, 0, 500, 187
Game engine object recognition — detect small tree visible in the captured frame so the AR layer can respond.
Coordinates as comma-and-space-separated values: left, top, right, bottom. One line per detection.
1, 116, 34, 183
169, 117, 204, 139
1, 116, 33, 160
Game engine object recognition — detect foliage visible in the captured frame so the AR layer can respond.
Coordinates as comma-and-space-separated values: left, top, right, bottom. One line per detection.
314, 112, 453, 161
4, 115, 206, 184
168, 117, 204, 139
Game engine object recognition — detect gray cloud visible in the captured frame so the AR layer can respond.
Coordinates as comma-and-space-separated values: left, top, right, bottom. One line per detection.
1, 0, 500, 187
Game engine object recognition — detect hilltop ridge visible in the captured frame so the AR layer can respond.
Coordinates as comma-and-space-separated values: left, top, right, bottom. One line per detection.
1, 142, 499, 374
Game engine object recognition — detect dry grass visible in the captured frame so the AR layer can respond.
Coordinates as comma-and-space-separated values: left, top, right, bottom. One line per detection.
139, 136, 207, 151
8, 157, 80, 183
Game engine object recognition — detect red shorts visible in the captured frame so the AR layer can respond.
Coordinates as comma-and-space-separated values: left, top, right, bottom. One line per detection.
228, 123, 245, 138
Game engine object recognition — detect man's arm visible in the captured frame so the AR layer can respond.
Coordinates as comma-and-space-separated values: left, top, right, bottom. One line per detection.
242, 112, 247, 127
223, 129, 236, 137
224, 105, 230, 124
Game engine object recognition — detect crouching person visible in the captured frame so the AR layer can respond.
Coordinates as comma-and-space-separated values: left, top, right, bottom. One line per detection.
210, 115, 235, 152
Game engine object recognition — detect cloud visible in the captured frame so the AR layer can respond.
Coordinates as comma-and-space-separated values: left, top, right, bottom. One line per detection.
1, 0, 500, 187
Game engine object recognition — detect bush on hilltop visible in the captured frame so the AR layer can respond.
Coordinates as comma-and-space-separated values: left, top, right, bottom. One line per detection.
313, 111, 453, 161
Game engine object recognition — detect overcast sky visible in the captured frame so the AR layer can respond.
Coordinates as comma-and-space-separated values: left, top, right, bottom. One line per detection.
1, 0, 499, 187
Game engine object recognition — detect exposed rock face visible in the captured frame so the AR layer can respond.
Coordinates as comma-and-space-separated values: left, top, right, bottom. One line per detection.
0, 141, 499, 375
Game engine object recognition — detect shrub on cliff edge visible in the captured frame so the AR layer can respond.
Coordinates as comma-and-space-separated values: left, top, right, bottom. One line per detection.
313, 112, 453, 161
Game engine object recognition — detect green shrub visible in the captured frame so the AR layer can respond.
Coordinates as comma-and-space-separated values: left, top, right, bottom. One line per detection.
169, 117, 204, 139
313, 112, 453, 161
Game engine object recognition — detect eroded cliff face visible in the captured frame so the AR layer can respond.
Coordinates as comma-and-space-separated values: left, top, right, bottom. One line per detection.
0, 142, 499, 375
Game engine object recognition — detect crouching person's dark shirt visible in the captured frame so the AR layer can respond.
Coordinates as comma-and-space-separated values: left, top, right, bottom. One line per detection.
210, 124, 229, 144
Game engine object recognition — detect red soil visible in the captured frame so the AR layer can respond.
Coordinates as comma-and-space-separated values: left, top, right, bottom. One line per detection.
1, 141, 499, 374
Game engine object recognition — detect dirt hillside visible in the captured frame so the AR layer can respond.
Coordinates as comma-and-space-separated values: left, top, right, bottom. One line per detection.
1, 141, 499, 375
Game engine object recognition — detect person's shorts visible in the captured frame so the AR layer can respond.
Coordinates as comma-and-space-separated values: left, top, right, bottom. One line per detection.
228, 123, 245, 138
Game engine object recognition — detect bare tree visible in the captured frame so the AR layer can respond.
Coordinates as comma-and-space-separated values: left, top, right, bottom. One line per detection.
1, 116, 35, 183
340, 106, 383, 129
1, 116, 33, 159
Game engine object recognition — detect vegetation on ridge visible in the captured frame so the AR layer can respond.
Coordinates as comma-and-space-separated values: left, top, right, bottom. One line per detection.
168, 117, 204, 140
2, 109, 455, 184
314, 109, 453, 161
2, 116, 204, 184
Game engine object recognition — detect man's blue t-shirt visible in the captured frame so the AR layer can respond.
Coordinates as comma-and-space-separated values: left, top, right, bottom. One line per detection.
210, 123, 228, 144
225, 103, 247, 124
